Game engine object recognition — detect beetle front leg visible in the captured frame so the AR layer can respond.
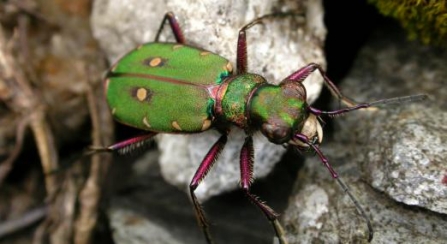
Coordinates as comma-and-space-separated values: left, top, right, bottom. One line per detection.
283, 63, 359, 107
189, 133, 228, 244
154, 12, 186, 44
240, 136, 288, 244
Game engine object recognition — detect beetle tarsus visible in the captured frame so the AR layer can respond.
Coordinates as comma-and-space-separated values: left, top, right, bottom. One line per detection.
272, 219, 288, 244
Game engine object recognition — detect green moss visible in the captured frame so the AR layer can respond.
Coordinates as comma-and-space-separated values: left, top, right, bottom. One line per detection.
368, 0, 447, 46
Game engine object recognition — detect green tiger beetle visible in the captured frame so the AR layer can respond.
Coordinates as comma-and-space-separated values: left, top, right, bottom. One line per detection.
93, 12, 427, 244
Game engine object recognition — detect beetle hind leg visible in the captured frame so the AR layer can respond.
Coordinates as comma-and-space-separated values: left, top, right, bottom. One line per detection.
240, 136, 288, 244
86, 132, 157, 155
155, 12, 186, 44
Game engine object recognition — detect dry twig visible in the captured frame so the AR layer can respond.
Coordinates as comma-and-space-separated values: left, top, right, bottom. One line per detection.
74, 66, 113, 244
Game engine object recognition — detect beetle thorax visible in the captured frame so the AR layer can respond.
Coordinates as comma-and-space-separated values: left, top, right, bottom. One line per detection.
215, 73, 267, 129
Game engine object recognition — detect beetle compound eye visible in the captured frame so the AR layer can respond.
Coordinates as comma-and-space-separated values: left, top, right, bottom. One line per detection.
261, 123, 291, 144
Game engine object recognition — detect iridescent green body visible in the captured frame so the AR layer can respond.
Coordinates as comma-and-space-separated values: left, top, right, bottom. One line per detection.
104, 42, 309, 142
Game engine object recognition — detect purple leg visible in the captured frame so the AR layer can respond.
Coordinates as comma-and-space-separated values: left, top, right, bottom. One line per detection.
189, 134, 228, 244
87, 132, 157, 155
154, 12, 185, 44
294, 133, 338, 178
284, 63, 359, 107
240, 136, 287, 244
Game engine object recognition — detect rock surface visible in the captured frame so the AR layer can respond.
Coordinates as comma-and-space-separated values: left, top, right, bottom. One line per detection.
282, 24, 447, 243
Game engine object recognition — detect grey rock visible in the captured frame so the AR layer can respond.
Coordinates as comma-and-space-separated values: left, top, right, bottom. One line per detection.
334, 27, 447, 214
282, 26, 447, 242
91, 0, 326, 201
359, 106, 447, 214
283, 145, 447, 243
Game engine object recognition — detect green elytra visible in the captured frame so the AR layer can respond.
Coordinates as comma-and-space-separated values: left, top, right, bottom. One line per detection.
105, 43, 230, 132
99, 11, 426, 244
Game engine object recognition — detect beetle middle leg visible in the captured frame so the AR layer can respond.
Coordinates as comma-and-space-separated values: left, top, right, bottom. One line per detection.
189, 133, 228, 244
240, 136, 288, 244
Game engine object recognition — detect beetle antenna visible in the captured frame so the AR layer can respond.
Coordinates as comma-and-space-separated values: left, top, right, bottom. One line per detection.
368, 94, 427, 107
327, 112, 346, 119
309, 94, 427, 118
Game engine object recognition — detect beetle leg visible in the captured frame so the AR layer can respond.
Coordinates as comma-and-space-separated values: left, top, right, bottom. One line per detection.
86, 133, 157, 155
154, 12, 186, 44
240, 136, 288, 244
294, 133, 338, 178
189, 133, 228, 244
283, 63, 359, 107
